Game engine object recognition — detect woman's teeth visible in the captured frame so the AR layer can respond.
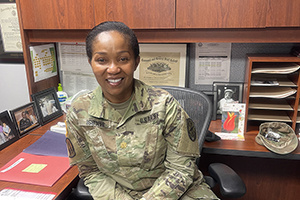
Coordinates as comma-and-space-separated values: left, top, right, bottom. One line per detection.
108, 78, 122, 83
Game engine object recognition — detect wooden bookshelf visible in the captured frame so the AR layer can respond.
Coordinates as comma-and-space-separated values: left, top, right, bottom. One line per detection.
244, 54, 300, 132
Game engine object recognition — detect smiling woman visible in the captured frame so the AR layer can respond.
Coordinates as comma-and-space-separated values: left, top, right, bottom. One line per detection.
65, 21, 219, 200
86, 22, 140, 104
88, 30, 139, 103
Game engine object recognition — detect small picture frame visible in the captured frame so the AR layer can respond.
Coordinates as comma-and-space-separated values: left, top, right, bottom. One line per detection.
31, 87, 63, 125
213, 82, 244, 120
10, 102, 40, 137
0, 110, 19, 150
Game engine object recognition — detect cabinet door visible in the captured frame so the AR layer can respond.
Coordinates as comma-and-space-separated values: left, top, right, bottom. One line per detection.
19, 0, 95, 29
94, 0, 175, 29
176, 0, 267, 28
266, 0, 300, 27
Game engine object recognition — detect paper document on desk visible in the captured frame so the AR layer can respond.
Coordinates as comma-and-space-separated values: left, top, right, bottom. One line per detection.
0, 188, 55, 200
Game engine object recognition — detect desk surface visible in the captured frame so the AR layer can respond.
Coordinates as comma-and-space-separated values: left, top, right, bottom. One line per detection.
205, 120, 300, 160
0, 115, 79, 200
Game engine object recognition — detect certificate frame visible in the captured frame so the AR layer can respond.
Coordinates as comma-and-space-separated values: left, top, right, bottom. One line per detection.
0, 0, 24, 63
0, 110, 19, 150
134, 44, 187, 87
31, 87, 63, 125
10, 102, 40, 137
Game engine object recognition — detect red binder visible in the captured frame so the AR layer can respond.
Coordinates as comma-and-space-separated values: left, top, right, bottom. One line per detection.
0, 152, 70, 187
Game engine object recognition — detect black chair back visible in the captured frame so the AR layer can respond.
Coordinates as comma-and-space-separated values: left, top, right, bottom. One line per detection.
156, 86, 212, 152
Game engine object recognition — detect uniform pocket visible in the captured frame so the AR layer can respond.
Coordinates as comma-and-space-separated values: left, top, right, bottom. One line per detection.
86, 127, 119, 174
140, 123, 166, 170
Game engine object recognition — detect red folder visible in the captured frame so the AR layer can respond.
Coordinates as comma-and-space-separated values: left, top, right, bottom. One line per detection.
0, 152, 70, 186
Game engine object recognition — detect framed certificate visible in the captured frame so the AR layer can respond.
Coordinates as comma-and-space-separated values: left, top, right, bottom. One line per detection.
134, 44, 187, 87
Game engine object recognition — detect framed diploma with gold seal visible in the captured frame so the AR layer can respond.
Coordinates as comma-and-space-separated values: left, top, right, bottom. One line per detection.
134, 44, 187, 87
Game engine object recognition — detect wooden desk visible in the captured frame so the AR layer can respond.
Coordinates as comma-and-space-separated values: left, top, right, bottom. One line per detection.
204, 120, 300, 160
199, 120, 300, 200
0, 115, 79, 200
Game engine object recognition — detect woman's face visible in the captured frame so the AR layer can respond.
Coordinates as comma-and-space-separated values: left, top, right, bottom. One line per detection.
89, 31, 140, 103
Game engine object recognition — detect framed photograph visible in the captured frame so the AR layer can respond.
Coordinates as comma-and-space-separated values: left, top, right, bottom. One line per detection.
0, 110, 19, 150
134, 44, 187, 87
31, 87, 63, 125
10, 102, 40, 137
213, 82, 244, 120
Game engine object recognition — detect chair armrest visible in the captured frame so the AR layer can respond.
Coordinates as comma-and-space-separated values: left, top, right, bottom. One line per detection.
72, 178, 93, 200
208, 163, 246, 198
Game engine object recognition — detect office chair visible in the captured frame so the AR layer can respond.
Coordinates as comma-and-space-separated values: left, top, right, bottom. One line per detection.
68, 86, 246, 200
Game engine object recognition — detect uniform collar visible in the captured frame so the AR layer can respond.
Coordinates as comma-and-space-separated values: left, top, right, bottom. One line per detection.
88, 79, 153, 121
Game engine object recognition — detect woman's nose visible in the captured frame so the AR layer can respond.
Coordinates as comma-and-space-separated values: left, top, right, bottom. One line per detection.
107, 62, 120, 74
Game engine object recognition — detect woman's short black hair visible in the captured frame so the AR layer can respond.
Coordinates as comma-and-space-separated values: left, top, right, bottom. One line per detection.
86, 21, 140, 61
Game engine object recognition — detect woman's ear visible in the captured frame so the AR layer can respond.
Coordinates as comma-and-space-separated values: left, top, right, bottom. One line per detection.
134, 56, 140, 71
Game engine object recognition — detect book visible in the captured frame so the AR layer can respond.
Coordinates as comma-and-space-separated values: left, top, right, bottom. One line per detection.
0, 152, 70, 187
215, 103, 246, 141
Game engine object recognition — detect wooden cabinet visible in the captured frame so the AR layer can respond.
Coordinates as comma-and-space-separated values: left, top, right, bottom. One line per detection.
15, 0, 300, 97
19, 0, 95, 29
176, 0, 267, 28
94, 0, 175, 29
17, 0, 300, 30
266, 0, 300, 27
244, 55, 300, 132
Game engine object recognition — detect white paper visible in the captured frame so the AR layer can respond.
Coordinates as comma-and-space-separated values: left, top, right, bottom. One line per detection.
30, 44, 58, 82
62, 71, 98, 97
195, 43, 231, 85
58, 42, 92, 73
0, 188, 55, 200
0, 3, 22, 52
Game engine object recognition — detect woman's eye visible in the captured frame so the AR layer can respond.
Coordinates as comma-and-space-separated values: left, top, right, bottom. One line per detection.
120, 57, 128, 62
97, 58, 105, 63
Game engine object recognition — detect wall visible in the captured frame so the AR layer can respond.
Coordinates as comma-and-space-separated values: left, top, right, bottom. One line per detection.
188, 43, 298, 92
0, 63, 30, 112
0, 43, 298, 114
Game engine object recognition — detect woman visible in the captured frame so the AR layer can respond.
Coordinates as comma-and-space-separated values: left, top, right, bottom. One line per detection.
66, 21, 218, 200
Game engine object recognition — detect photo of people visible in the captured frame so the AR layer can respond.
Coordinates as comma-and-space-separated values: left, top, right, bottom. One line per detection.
217, 88, 238, 114
31, 87, 63, 125
0, 111, 18, 150
213, 82, 243, 120
38, 94, 58, 117
11, 103, 39, 136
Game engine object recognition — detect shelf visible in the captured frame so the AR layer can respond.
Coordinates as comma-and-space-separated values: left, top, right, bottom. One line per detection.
248, 110, 292, 122
251, 74, 298, 87
296, 115, 300, 123
251, 62, 300, 74
248, 98, 293, 110
249, 87, 297, 98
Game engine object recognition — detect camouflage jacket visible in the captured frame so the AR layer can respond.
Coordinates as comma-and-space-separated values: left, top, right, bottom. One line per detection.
66, 80, 216, 200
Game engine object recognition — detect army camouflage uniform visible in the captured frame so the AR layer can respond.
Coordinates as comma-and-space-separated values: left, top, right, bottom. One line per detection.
66, 79, 219, 200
